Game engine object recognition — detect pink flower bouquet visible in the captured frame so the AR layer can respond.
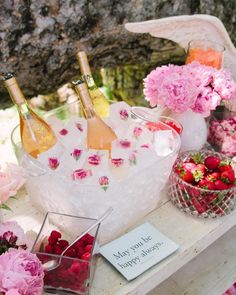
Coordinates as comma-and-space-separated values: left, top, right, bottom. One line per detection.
0, 221, 44, 295
0, 249, 44, 295
144, 62, 236, 117
0, 163, 25, 210
0, 221, 32, 254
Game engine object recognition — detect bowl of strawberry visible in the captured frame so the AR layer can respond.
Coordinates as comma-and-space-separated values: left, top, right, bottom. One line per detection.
31, 212, 100, 294
169, 150, 236, 218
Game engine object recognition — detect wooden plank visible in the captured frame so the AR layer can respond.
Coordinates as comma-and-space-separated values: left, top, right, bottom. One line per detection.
149, 225, 236, 295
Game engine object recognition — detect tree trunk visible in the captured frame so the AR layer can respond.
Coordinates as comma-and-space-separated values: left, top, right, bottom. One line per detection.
0, 0, 235, 107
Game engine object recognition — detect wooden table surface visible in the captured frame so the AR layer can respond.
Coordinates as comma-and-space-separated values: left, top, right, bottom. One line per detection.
3, 188, 236, 295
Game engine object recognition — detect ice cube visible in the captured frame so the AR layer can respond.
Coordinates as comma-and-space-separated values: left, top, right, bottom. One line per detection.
127, 123, 154, 146
109, 158, 130, 181
86, 168, 116, 192
83, 149, 109, 174
57, 117, 87, 148
45, 116, 65, 134
154, 130, 174, 156
111, 139, 136, 160
107, 102, 132, 138
37, 141, 66, 169
135, 147, 158, 170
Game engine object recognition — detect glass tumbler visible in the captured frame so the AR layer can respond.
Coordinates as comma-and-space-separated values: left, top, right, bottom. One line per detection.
186, 40, 225, 69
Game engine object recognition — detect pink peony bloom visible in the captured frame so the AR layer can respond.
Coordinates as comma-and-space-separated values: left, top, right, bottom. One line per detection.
0, 221, 32, 252
48, 157, 60, 170
144, 62, 236, 116
0, 172, 14, 205
4, 163, 25, 194
0, 249, 44, 295
72, 169, 92, 181
0, 164, 25, 207
6, 289, 21, 295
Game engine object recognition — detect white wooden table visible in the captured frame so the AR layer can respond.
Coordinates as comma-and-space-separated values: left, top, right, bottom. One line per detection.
3, 188, 236, 295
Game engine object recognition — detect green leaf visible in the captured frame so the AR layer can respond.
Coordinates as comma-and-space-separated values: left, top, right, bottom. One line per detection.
192, 170, 203, 182
0, 203, 12, 211
191, 153, 203, 164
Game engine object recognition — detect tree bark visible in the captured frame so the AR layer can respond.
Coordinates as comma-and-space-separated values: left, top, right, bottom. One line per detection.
0, 0, 235, 107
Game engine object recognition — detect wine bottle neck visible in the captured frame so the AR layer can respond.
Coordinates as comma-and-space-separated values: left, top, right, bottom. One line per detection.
74, 82, 96, 119
3, 77, 26, 105
17, 102, 31, 117
83, 74, 97, 89
77, 51, 97, 85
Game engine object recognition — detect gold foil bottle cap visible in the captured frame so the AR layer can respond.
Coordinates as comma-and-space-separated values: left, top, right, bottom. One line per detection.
3, 73, 25, 104
76, 51, 92, 77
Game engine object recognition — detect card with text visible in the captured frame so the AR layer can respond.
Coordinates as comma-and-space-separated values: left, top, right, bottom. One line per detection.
100, 222, 179, 280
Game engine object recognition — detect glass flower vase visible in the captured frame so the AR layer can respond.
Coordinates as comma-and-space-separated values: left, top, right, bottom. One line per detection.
208, 105, 236, 158
170, 109, 208, 151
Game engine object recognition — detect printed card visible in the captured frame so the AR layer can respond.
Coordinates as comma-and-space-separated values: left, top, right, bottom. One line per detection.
100, 222, 179, 280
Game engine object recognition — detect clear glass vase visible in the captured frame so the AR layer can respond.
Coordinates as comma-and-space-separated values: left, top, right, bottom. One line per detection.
31, 211, 100, 295
208, 105, 236, 158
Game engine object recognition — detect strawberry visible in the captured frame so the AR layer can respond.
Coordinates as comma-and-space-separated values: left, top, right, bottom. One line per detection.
220, 169, 235, 184
196, 164, 206, 175
182, 162, 197, 172
192, 169, 204, 182
218, 161, 232, 172
214, 180, 229, 190
189, 153, 203, 164
187, 187, 200, 198
205, 172, 220, 182
192, 198, 207, 213
179, 169, 194, 183
192, 163, 206, 182
204, 156, 221, 170
198, 179, 216, 190
206, 193, 218, 204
